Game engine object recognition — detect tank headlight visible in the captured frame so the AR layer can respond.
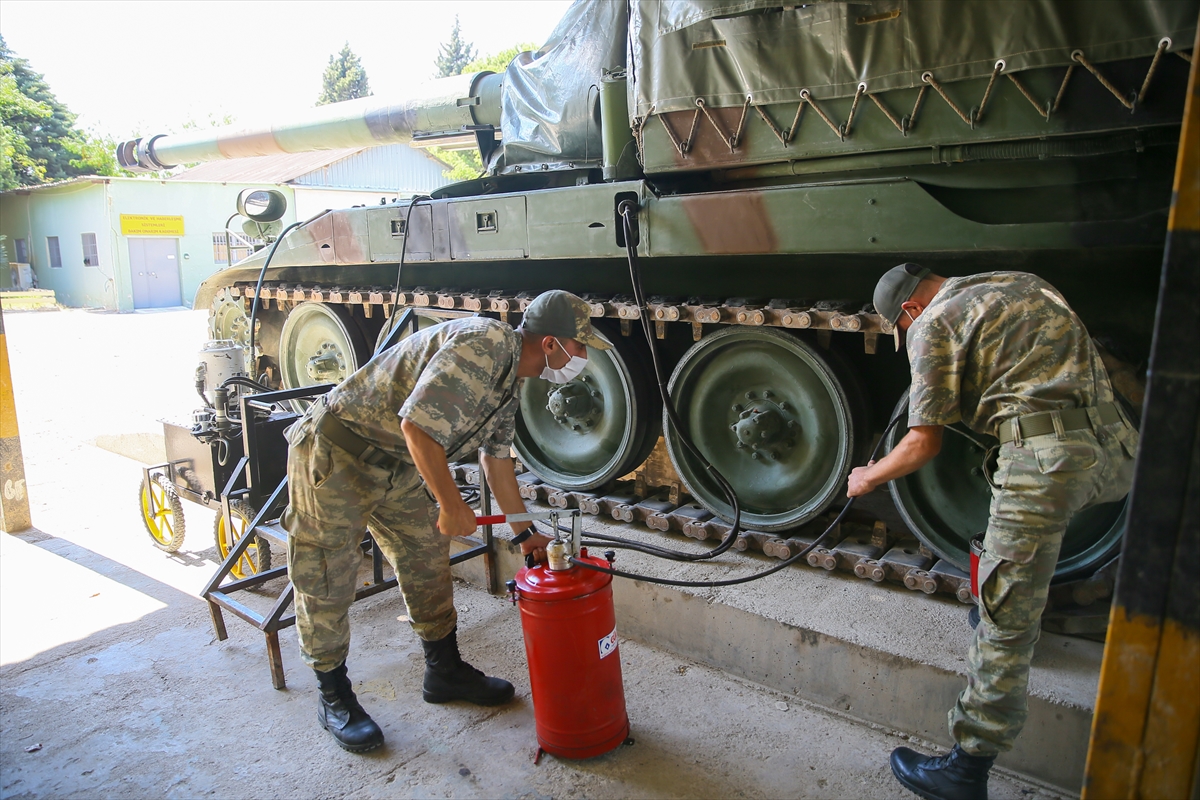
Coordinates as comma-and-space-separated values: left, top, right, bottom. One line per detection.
237, 189, 287, 223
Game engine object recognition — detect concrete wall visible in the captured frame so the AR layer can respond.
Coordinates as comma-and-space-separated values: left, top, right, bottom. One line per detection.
0, 178, 298, 311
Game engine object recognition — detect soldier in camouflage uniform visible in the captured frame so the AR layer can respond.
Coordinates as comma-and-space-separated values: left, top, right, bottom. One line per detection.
282, 290, 610, 752
848, 264, 1137, 800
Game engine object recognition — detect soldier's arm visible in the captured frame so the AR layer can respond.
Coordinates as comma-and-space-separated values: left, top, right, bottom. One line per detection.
847, 425, 943, 497
401, 417, 477, 538
480, 454, 553, 561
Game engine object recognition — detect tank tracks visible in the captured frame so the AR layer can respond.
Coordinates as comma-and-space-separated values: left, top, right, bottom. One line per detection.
226, 282, 895, 352
448, 461, 976, 605
227, 280, 1115, 616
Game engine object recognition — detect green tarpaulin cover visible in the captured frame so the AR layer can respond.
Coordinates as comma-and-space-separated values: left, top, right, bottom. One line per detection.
629, 0, 1198, 116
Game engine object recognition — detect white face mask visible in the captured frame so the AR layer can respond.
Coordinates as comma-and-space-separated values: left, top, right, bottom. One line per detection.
541, 338, 588, 384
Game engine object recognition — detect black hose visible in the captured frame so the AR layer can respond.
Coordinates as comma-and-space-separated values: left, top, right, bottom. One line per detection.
582, 200, 741, 563
382, 195, 433, 341
247, 219, 306, 372
538, 197, 904, 586
568, 411, 904, 588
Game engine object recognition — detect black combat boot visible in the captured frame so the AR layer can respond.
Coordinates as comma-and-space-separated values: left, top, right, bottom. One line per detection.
422, 627, 515, 706
891, 745, 994, 800
315, 663, 384, 753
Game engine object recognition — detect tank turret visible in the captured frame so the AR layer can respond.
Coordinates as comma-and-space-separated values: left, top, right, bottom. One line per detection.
126, 0, 1197, 585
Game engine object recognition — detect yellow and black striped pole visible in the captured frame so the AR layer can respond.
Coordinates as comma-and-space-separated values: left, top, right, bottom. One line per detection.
1082, 20, 1200, 800
0, 295, 31, 532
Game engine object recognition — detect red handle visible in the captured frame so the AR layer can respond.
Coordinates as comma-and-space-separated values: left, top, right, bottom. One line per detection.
476, 515, 507, 525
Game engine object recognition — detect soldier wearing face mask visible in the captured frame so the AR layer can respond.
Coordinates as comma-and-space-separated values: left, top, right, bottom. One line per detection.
281, 289, 610, 754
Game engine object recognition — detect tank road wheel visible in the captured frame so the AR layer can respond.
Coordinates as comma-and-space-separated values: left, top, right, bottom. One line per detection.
209, 287, 251, 356
373, 308, 443, 353
664, 328, 864, 532
884, 396, 1128, 581
214, 501, 272, 580
139, 474, 185, 553
515, 324, 660, 490
278, 302, 368, 410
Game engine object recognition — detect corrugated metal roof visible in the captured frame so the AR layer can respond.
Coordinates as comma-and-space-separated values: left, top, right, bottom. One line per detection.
291, 143, 448, 192
167, 148, 366, 184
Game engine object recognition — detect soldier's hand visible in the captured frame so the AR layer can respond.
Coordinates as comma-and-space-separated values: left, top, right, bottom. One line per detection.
436, 499, 477, 538
846, 461, 877, 498
521, 532, 554, 564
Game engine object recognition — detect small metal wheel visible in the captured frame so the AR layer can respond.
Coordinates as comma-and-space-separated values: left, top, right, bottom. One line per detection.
139, 474, 185, 553
214, 501, 272, 580
884, 395, 1129, 582
664, 327, 865, 531
278, 301, 368, 410
515, 322, 660, 490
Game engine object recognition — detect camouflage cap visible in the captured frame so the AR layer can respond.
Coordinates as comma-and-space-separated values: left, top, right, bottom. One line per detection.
522, 290, 612, 350
873, 262, 931, 324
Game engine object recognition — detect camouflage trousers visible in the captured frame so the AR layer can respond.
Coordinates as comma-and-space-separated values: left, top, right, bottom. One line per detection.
282, 403, 457, 673
950, 413, 1138, 756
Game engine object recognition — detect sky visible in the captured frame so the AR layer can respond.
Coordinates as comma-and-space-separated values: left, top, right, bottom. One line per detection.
0, 0, 574, 141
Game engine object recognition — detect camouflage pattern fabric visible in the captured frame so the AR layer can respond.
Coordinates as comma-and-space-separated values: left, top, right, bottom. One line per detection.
950, 422, 1135, 755
902, 271, 1137, 756
329, 316, 522, 462
906, 272, 1115, 439
283, 405, 456, 671
281, 315, 523, 672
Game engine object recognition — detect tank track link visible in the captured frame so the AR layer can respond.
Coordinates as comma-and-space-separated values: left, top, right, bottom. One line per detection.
227, 282, 895, 352
448, 462, 976, 605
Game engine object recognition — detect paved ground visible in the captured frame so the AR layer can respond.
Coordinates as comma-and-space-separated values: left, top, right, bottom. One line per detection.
0, 307, 1064, 799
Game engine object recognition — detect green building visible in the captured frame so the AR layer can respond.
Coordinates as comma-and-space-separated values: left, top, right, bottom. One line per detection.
0, 144, 447, 311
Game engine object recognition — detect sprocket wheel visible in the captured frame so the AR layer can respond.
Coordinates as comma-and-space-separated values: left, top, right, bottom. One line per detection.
209, 287, 252, 358
139, 474, 186, 553
214, 501, 272, 579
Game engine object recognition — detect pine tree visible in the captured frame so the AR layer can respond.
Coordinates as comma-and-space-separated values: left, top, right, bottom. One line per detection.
434, 17, 477, 78
317, 43, 371, 106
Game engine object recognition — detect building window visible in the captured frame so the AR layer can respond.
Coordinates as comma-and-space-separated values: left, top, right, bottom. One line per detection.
47, 236, 62, 269
212, 232, 262, 264
14, 238, 28, 263
82, 233, 99, 266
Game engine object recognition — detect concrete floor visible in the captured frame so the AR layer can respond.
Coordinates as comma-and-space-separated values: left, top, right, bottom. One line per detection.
0, 307, 1067, 799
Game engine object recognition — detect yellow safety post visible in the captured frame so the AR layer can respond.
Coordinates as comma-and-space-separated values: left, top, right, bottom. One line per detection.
0, 295, 31, 532
1082, 21, 1200, 800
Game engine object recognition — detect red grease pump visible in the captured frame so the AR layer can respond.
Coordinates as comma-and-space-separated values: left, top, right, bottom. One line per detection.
480, 510, 630, 760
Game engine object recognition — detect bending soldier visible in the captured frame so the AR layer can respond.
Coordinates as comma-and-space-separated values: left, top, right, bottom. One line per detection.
849, 265, 1138, 800
282, 290, 609, 752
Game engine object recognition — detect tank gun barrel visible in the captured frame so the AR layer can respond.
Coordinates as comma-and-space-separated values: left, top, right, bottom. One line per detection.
116, 71, 502, 172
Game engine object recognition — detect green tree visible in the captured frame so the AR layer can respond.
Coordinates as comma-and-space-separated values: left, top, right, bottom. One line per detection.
318, 43, 371, 106
463, 43, 536, 76
0, 34, 126, 186
434, 17, 477, 78
0, 69, 51, 189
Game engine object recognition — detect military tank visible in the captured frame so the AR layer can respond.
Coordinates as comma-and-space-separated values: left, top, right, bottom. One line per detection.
118, 0, 1197, 586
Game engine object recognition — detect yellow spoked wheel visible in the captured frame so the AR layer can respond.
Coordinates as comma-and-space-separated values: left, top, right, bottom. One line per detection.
140, 474, 186, 553
214, 501, 272, 579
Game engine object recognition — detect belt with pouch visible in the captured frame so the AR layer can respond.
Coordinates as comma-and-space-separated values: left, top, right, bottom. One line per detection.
998, 402, 1122, 445
316, 400, 401, 469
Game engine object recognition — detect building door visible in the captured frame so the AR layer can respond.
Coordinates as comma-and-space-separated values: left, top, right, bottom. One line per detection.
128, 238, 183, 308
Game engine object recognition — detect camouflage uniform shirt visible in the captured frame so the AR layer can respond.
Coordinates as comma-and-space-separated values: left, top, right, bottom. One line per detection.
907, 272, 1114, 437
328, 316, 522, 462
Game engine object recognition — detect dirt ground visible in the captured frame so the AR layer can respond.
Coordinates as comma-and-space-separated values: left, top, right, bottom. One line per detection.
0, 307, 1063, 799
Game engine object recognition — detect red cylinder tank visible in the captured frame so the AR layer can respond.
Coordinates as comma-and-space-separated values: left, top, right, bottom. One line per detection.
514, 550, 629, 759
